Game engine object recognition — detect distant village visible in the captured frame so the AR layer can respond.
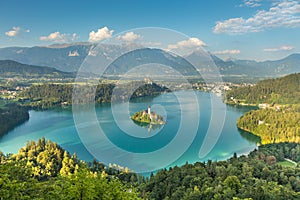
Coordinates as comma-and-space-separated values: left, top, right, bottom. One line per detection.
0, 77, 254, 102
0, 86, 26, 100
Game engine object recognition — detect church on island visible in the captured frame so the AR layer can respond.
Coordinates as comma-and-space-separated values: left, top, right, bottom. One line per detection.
131, 106, 166, 125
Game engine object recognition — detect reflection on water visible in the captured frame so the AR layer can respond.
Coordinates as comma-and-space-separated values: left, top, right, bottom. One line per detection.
130, 95, 155, 103
238, 128, 261, 144
226, 104, 259, 112
132, 120, 164, 133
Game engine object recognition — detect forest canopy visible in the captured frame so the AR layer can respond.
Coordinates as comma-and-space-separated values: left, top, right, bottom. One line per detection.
1, 139, 300, 199
19, 82, 168, 109
226, 73, 300, 105
227, 73, 300, 145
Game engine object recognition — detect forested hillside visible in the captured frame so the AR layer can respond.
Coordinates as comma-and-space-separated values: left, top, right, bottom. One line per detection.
226, 73, 300, 105
142, 143, 300, 200
0, 60, 73, 78
0, 103, 29, 136
238, 105, 300, 144
1, 140, 300, 199
0, 138, 142, 199
226, 73, 300, 145
20, 82, 168, 109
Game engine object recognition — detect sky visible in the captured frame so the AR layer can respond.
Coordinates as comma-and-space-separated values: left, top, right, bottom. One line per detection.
1, 0, 300, 61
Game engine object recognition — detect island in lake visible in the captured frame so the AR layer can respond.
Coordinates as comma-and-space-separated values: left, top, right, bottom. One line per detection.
131, 106, 166, 125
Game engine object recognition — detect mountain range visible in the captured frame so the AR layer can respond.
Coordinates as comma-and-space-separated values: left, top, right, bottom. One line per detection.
0, 60, 73, 78
0, 43, 299, 77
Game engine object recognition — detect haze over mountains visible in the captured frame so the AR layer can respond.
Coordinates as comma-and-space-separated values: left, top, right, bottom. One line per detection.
0, 43, 299, 77
0, 60, 73, 78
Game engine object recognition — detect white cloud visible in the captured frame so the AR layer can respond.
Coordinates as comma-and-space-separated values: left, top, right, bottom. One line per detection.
5, 27, 21, 37
167, 38, 207, 51
240, 0, 262, 8
214, 0, 300, 34
88, 26, 113, 42
141, 41, 162, 47
213, 49, 241, 55
40, 32, 78, 43
263, 45, 294, 52
117, 32, 141, 42
5, 27, 30, 37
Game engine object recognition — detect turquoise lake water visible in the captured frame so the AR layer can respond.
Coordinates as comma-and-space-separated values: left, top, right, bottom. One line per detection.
0, 91, 260, 173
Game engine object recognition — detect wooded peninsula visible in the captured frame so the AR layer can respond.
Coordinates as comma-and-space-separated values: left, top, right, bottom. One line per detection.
226, 73, 300, 144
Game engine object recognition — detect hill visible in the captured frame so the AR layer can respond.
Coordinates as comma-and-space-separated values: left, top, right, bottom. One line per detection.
0, 43, 134, 72
0, 103, 29, 136
0, 138, 141, 199
1, 139, 300, 199
226, 73, 300, 145
0, 44, 92, 72
226, 73, 300, 105
104, 48, 199, 76
237, 105, 300, 144
235, 53, 300, 76
19, 82, 168, 109
0, 60, 73, 78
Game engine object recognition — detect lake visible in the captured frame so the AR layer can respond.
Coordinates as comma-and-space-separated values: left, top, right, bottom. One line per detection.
0, 91, 260, 173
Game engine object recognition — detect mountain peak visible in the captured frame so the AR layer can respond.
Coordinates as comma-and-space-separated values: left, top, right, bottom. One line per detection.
283, 53, 300, 60
224, 57, 238, 62
0, 45, 299, 77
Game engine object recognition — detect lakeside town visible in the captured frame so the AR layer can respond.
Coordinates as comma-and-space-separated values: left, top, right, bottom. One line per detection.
0, 77, 254, 102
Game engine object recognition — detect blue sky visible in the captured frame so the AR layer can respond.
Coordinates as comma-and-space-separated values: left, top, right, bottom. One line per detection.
1, 0, 300, 61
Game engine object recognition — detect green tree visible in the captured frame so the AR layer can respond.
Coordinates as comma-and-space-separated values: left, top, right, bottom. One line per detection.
224, 175, 241, 194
